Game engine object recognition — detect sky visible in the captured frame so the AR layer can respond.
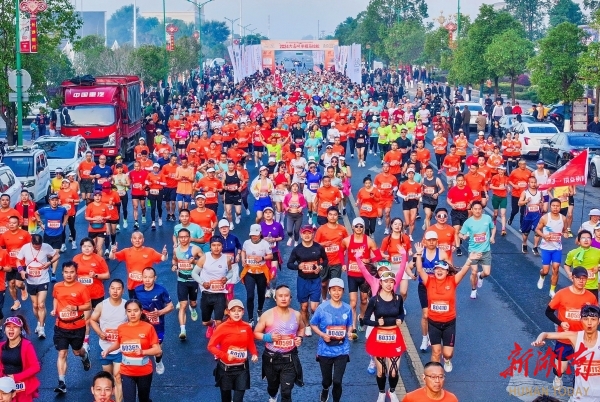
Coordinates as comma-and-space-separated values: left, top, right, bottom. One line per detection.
89, 0, 587, 40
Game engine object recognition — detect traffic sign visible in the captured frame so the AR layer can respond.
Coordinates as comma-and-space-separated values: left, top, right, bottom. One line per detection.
7, 69, 31, 92
9, 92, 29, 102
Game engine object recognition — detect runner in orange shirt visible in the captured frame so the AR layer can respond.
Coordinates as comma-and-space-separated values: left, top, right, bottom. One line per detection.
424, 209, 457, 264
432, 131, 448, 172
374, 164, 399, 232
398, 168, 423, 239
57, 179, 80, 250
356, 176, 382, 237
196, 169, 224, 215
51, 261, 92, 394
314, 207, 348, 300
109, 232, 167, 298
415, 139, 431, 174
85, 190, 110, 256
508, 159, 533, 227
442, 146, 461, 187
454, 131, 468, 170
190, 194, 218, 252
78, 151, 96, 203
314, 176, 342, 226
464, 163, 487, 207
383, 142, 403, 182
0, 216, 30, 310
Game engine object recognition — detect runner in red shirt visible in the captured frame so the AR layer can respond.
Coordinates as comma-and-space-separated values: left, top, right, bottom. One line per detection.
446, 174, 474, 257
128, 161, 149, 231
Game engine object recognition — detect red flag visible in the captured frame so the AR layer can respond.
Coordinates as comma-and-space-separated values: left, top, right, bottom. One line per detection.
250, 103, 265, 121
274, 74, 283, 89
539, 149, 588, 190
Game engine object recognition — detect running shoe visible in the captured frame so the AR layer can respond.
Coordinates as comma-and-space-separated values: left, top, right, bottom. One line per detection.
470, 289, 477, 299
287, 238, 293, 246
388, 391, 400, 402
549, 289, 556, 298
320, 388, 330, 402
501, 230, 507, 236
60, 243, 67, 253
537, 276, 545, 290
158, 218, 163, 227
34, 325, 40, 335
533, 247, 540, 256
422, 223, 426, 230
358, 316, 365, 332
38, 326, 45, 340
156, 360, 165, 375
104, 248, 110, 257
116, 224, 120, 231
367, 358, 376, 375
507, 218, 513, 226
54, 381, 67, 394
179, 330, 187, 340
265, 289, 272, 298
351, 154, 354, 158
230, 223, 235, 230
142, 217, 147, 224
123, 219, 128, 228
444, 358, 453, 373
567, 229, 573, 238
305, 326, 312, 337
246, 209, 251, 216
456, 248, 463, 257
235, 215, 241, 224
553, 375, 563, 389
151, 222, 156, 230
71, 241, 77, 250
477, 273, 484, 288
190, 307, 198, 321
249, 319, 255, 329
376, 392, 386, 402
350, 329, 358, 341
522, 244, 527, 253
377, 218, 382, 226
51, 274, 57, 283
294, 241, 299, 246
409, 235, 413, 241
134, 222, 139, 230
268, 397, 277, 402
10, 301, 20, 311
176, 302, 180, 309
82, 351, 91, 371
205, 322, 215, 338
420, 336, 430, 352
82, 342, 90, 353
415, 214, 421, 220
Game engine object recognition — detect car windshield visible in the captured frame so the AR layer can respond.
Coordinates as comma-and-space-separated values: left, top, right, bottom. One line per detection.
570, 136, 600, 146
61, 105, 115, 126
461, 104, 483, 112
527, 126, 559, 134
34, 141, 76, 159
1, 156, 33, 177
521, 115, 536, 123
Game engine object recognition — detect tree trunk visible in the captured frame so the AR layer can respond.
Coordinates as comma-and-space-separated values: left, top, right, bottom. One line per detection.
511, 77, 516, 105
0, 103, 16, 146
494, 76, 499, 98
596, 86, 600, 118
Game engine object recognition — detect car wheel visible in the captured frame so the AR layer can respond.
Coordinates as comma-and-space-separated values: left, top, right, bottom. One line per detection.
591, 164, 600, 187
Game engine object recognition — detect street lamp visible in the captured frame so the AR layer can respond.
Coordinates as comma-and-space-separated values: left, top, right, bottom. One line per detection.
238, 23, 251, 43
224, 16, 239, 43
186, 0, 215, 74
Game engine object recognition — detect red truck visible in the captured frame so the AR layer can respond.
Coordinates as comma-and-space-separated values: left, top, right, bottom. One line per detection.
58, 75, 143, 160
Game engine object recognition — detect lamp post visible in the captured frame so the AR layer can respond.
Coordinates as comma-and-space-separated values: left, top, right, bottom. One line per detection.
186, 0, 214, 74
162, 0, 168, 92
224, 16, 239, 44
238, 23, 251, 43
15, 0, 23, 145
248, 27, 257, 44
366, 44, 371, 72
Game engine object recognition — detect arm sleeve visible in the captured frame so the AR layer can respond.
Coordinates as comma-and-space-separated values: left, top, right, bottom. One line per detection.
287, 249, 299, 270
363, 297, 378, 327
545, 306, 562, 326
191, 265, 202, 283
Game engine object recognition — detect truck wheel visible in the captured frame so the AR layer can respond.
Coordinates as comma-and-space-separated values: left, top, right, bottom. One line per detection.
591, 164, 600, 187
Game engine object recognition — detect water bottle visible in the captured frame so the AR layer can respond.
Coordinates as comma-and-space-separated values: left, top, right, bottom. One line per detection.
268, 231, 275, 249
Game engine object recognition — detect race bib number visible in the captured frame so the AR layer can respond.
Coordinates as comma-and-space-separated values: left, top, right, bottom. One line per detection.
588, 270, 596, 279
299, 261, 317, 273
144, 311, 159, 325
454, 201, 466, 210
407, 193, 418, 200
357, 138, 365, 143
274, 190, 285, 196
448, 167, 458, 174
121, 342, 142, 354
9, 250, 17, 258
97, 178, 107, 185
133, 183, 142, 189
326, 325, 346, 339
361, 204, 373, 212
15, 382, 25, 393
472, 190, 480, 197
47, 220, 60, 229
104, 329, 118, 342
227, 184, 239, 191
179, 140, 186, 145
62, 204, 72, 210
259, 192, 269, 198
348, 263, 360, 273
424, 187, 435, 195
548, 232, 562, 242
178, 261, 192, 271
59, 310, 79, 320
28, 269, 41, 277
518, 181, 527, 188
83, 170, 91, 176
118, 190, 126, 196
381, 183, 392, 189
209, 280, 225, 292
205, 192, 216, 198
473, 232, 487, 244
325, 245, 339, 253
439, 244, 451, 251
391, 255, 402, 264
309, 183, 319, 191
246, 258, 260, 266
129, 272, 142, 282
272, 335, 294, 349
565, 309, 581, 320
150, 189, 160, 195
527, 205, 540, 212
321, 202, 332, 209
227, 347, 247, 360
376, 330, 397, 343
78, 277, 93, 285
289, 203, 300, 209
430, 301, 450, 312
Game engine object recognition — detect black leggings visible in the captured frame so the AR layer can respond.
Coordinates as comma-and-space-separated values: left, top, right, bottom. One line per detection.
241, 189, 249, 210
369, 138, 378, 154
120, 194, 129, 220
376, 356, 400, 393
61, 215, 76, 243
361, 216, 377, 237
122, 373, 153, 402
348, 137, 356, 156
435, 153, 446, 169
148, 194, 163, 221
244, 273, 267, 320
318, 355, 349, 402
220, 389, 245, 402
286, 212, 303, 241
509, 195, 525, 225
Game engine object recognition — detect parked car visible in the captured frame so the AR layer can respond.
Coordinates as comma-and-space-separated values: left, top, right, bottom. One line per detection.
0, 165, 22, 208
0, 147, 51, 203
512, 122, 560, 157
456, 102, 487, 132
33, 135, 91, 178
547, 104, 595, 131
539, 132, 600, 170
498, 114, 536, 132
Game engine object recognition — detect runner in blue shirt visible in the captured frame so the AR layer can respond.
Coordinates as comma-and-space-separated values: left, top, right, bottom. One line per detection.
133, 267, 175, 375
217, 219, 242, 302
310, 278, 353, 402
305, 163, 323, 227
90, 155, 112, 191
35, 194, 68, 281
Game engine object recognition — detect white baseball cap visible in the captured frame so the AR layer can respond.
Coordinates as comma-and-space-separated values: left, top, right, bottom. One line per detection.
328, 278, 344, 289
249, 224, 262, 236
590, 209, 600, 216
352, 217, 365, 227
218, 219, 231, 228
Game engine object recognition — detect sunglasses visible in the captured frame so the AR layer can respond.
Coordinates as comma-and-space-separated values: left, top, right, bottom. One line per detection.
380, 271, 396, 279
354, 224, 364, 228
436, 214, 447, 219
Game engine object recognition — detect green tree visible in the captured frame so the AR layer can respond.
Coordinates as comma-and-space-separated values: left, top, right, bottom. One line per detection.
584, 0, 600, 12
579, 42, 600, 117
549, 0, 585, 27
73, 35, 107, 76
0, 0, 82, 144
422, 27, 450, 68
528, 23, 585, 108
131, 45, 169, 87
106, 5, 166, 46
333, 17, 360, 45
382, 19, 426, 65
169, 37, 200, 84
504, 0, 550, 40
484, 29, 534, 102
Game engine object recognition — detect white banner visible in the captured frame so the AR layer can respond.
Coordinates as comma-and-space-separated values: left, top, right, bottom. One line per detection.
229, 44, 263, 83
313, 50, 325, 71
349, 44, 361, 84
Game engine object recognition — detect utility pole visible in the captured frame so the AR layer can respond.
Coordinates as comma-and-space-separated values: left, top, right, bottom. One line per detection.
248, 27, 257, 44
238, 23, 251, 43
457, 0, 461, 37
187, 0, 216, 73
15, 0, 23, 145
162, 0, 167, 92
225, 16, 239, 42
133, 0, 137, 47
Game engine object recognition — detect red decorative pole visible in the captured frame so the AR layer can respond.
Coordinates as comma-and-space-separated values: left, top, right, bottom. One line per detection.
19, 0, 47, 54
165, 23, 179, 51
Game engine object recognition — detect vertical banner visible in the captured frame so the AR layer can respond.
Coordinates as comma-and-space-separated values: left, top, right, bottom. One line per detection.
29, 17, 38, 53
350, 44, 361, 84
19, 18, 31, 53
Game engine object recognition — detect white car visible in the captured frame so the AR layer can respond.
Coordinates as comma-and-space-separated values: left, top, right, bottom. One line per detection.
512, 122, 560, 157
456, 102, 487, 131
33, 135, 91, 179
0, 165, 22, 208
0, 147, 51, 203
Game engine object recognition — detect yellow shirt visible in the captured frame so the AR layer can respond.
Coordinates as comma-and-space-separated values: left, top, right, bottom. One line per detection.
552, 186, 570, 209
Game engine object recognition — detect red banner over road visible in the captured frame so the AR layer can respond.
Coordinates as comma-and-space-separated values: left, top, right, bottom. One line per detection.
538, 149, 588, 190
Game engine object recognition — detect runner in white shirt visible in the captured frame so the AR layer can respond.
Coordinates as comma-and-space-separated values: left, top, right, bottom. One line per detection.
17, 234, 58, 339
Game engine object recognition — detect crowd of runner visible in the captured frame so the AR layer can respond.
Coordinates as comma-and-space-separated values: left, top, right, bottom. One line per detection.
0, 68, 597, 402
